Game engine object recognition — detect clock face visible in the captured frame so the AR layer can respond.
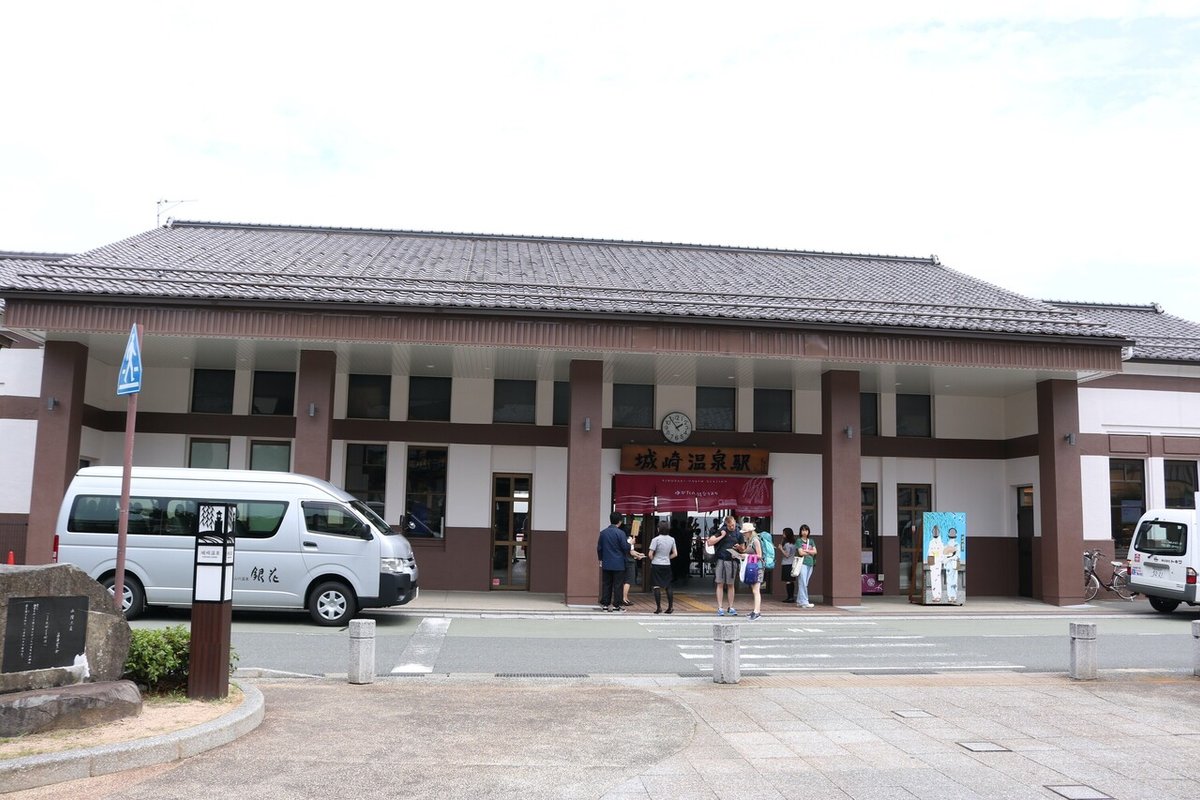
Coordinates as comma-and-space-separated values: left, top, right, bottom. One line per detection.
661, 412, 693, 443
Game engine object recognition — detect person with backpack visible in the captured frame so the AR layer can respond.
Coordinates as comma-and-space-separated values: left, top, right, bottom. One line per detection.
738, 521, 764, 621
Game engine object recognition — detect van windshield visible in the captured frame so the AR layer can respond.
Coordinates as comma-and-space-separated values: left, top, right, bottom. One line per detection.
1133, 520, 1188, 557
351, 500, 396, 536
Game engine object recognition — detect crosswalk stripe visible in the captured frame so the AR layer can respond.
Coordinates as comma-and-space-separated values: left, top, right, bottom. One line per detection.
391, 618, 450, 674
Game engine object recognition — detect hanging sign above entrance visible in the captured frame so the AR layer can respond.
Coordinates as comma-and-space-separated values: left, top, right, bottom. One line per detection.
619, 444, 768, 475
613, 474, 774, 516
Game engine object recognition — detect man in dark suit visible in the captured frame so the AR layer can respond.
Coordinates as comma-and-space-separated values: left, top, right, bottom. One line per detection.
597, 512, 629, 612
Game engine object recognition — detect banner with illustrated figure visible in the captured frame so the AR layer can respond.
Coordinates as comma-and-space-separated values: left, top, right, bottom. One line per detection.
922, 512, 966, 605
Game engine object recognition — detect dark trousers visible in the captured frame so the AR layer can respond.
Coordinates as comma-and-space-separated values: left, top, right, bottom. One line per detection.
600, 569, 624, 607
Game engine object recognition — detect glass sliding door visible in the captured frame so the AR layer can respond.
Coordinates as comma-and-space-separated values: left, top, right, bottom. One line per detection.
492, 474, 532, 590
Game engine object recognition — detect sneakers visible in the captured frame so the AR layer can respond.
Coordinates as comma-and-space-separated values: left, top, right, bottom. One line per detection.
727, 608, 738, 616
614, 605, 626, 612
717, 608, 726, 616
748, 612, 761, 621
803, 603, 815, 608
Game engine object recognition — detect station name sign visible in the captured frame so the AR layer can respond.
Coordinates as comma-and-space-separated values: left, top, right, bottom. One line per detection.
619, 444, 769, 475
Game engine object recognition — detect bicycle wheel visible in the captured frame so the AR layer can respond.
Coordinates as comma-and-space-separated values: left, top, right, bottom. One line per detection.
1083, 572, 1100, 602
1113, 570, 1136, 600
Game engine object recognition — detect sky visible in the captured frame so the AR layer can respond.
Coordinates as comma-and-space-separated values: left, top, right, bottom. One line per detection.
2, 1, 1198, 318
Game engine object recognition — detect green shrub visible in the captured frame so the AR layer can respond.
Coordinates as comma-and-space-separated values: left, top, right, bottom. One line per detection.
124, 625, 238, 694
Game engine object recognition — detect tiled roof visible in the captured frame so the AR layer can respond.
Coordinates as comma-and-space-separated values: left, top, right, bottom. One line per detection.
1, 221, 1127, 341
0, 252, 73, 317
1050, 302, 1200, 363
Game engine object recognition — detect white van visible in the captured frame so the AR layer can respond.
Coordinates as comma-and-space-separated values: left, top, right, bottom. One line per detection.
1126, 497, 1198, 614
55, 467, 419, 626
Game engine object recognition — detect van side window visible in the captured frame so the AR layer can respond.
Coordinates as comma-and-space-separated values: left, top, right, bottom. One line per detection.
233, 501, 289, 538
302, 502, 369, 539
69, 495, 160, 534
1133, 520, 1187, 557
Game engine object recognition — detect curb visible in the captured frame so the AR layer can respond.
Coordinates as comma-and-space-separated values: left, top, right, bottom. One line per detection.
0, 682, 264, 795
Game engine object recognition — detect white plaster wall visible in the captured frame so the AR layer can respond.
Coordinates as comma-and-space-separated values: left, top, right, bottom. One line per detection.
453, 378, 492, 424
657, 385, 692, 422
1079, 387, 1200, 434
535, 380, 554, 426
533, 446, 568, 530
601, 448, 621, 529
391, 375, 409, 421
795, 390, 821, 434
1145, 456, 1166, 509
384, 443, 408, 525
447, 444, 490, 527
879, 394, 897, 436
1004, 389, 1038, 438
330, 440, 347, 489
769, 453, 822, 529
493, 445, 535, 473
861, 458, 882, 484
1005, 457, 1040, 539
1080, 455, 1111, 542
933, 459, 1006, 537
601, 383, 613, 428
936, 396, 1005, 439
0, 420, 36, 512
736, 387, 753, 432
136, 366, 190, 413
79, 427, 107, 465
133, 433, 187, 467
233, 368, 252, 415
333, 373, 349, 419
85, 357, 118, 410
0, 349, 43, 396
229, 437, 249, 470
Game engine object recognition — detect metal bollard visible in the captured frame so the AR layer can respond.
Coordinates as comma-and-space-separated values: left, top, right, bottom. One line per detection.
1193, 621, 1200, 677
713, 622, 741, 684
349, 618, 376, 685
1069, 621, 1097, 680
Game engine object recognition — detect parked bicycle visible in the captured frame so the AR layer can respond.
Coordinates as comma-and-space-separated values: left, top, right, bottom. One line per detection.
1083, 548, 1137, 601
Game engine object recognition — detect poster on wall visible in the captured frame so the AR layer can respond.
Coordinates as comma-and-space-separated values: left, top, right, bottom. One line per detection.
922, 512, 966, 605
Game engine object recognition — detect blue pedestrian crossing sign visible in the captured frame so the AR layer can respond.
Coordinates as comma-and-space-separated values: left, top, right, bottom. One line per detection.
116, 325, 142, 395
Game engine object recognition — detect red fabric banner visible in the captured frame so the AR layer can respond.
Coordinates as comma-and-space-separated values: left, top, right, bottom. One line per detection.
612, 474, 774, 516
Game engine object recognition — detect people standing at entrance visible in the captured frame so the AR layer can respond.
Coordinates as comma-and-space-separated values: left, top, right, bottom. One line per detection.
794, 524, 817, 608
621, 525, 645, 607
779, 527, 797, 603
597, 512, 629, 612
708, 515, 743, 616
739, 521, 764, 621
648, 520, 677, 614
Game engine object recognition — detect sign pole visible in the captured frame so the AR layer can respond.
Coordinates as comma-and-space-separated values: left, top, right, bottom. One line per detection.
114, 323, 143, 614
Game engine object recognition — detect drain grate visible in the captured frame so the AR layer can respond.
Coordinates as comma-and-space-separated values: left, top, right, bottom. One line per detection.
852, 669, 935, 675
494, 673, 589, 678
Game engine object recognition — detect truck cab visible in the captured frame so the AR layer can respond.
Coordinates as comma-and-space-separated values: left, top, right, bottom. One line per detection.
1126, 496, 1198, 614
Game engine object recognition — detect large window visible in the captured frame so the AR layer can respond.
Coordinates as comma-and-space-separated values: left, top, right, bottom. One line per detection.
406, 447, 447, 538
347, 374, 391, 419
408, 376, 452, 421
552, 381, 570, 426
860, 393, 879, 436
67, 495, 287, 538
251, 371, 296, 416
612, 384, 653, 428
896, 394, 931, 438
189, 438, 230, 469
250, 441, 291, 472
754, 388, 792, 433
345, 443, 388, 515
493, 379, 536, 424
1165, 460, 1198, 509
191, 369, 235, 414
696, 386, 735, 431
1110, 458, 1145, 552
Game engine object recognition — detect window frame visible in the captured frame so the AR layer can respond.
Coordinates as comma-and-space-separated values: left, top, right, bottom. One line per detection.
346, 374, 392, 420
493, 379, 537, 424
696, 386, 736, 432
190, 368, 235, 414
612, 383, 654, 429
753, 388, 792, 433
408, 376, 452, 422
250, 370, 296, 416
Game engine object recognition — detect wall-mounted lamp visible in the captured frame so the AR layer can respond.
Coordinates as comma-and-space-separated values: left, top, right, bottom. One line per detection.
583, 416, 592, 432
1065, 432, 1077, 446
844, 425, 854, 440
307, 402, 317, 418
46, 396, 59, 411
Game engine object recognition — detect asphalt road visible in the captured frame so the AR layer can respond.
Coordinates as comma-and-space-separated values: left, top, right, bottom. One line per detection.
131, 606, 1200, 677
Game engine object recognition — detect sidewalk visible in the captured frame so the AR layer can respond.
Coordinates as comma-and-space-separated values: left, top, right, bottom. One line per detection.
3, 593, 1187, 799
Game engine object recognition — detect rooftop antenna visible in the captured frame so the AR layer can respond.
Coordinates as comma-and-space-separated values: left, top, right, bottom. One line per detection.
156, 198, 196, 227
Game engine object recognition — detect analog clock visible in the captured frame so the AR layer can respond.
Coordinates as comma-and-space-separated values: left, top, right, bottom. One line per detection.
660, 411, 693, 444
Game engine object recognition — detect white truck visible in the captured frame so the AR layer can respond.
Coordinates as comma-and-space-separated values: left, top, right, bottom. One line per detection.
1126, 495, 1199, 614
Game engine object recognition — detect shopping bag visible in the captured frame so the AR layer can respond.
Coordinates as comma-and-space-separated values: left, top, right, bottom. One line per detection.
742, 554, 761, 584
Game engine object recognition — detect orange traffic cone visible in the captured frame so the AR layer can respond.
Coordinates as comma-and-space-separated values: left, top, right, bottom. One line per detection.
5, 550, 13, 565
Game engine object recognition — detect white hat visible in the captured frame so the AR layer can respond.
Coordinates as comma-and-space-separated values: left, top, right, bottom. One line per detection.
741, 522, 756, 533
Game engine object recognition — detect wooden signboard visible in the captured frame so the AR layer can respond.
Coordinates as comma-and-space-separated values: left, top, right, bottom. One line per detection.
620, 445, 769, 475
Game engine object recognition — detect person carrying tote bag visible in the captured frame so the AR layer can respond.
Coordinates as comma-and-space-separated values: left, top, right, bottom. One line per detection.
795, 524, 817, 608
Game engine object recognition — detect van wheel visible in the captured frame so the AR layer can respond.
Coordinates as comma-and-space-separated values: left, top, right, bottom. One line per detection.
102, 574, 145, 620
308, 581, 356, 626
1148, 596, 1180, 613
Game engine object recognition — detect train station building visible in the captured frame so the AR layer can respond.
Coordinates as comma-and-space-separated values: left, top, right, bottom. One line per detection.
2, 220, 1198, 606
